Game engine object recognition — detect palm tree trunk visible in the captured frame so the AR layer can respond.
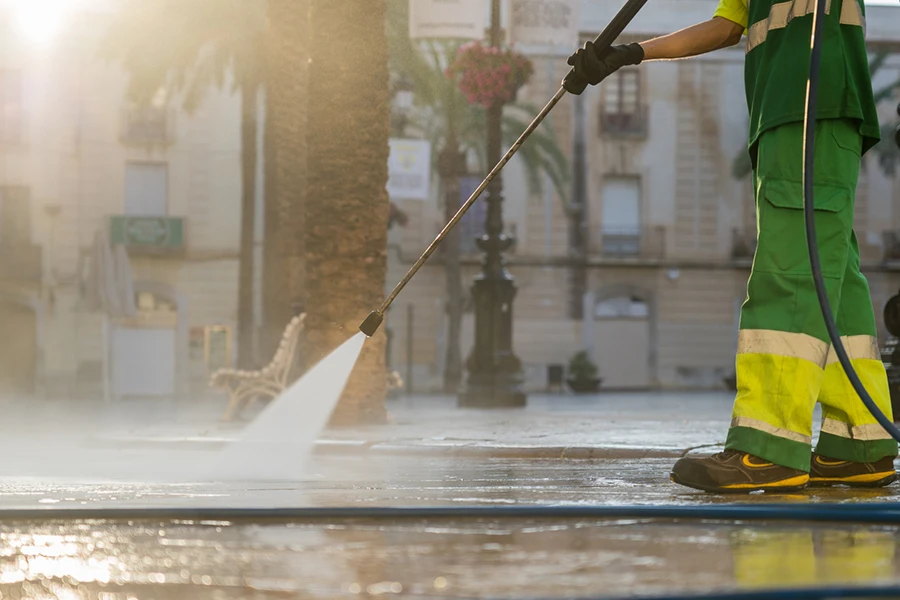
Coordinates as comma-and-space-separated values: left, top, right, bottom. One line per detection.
237, 81, 258, 368
307, 0, 390, 425
438, 144, 465, 392
263, 0, 309, 366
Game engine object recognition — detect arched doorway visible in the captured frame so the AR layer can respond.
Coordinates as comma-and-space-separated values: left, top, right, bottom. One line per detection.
0, 296, 38, 395
593, 288, 654, 389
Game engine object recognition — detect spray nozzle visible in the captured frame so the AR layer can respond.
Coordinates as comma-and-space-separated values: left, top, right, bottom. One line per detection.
359, 311, 384, 337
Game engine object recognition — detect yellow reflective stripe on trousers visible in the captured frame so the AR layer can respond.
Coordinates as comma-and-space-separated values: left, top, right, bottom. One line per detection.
732, 416, 813, 444
824, 335, 880, 366
821, 418, 893, 440
738, 329, 829, 367
746, 0, 865, 54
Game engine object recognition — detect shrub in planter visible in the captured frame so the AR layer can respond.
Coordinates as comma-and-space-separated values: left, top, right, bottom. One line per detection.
567, 351, 602, 393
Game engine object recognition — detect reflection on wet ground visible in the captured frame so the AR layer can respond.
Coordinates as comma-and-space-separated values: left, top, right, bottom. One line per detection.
0, 519, 899, 598
0, 457, 899, 597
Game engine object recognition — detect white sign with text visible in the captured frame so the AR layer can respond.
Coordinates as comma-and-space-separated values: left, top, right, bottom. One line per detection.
388, 139, 433, 200
509, 0, 581, 49
409, 0, 486, 39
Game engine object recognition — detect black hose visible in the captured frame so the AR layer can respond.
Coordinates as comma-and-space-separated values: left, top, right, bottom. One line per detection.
2, 503, 900, 524
803, 0, 900, 442
462, 587, 900, 600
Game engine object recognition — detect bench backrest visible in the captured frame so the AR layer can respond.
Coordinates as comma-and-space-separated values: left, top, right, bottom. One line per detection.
267, 313, 306, 387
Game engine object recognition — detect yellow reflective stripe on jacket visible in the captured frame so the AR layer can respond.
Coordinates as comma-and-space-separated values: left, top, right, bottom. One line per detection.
824, 335, 880, 366
738, 329, 829, 367
746, 0, 865, 54
732, 416, 813, 444
821, 418, 893, 441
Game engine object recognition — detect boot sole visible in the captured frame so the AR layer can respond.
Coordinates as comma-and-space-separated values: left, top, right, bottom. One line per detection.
808, 472, 898, 488
670, 472, 810, 494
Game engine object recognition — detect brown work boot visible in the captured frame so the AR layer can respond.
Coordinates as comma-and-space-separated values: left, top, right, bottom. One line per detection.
671, 450, 809, 493
808, 453, 897, 488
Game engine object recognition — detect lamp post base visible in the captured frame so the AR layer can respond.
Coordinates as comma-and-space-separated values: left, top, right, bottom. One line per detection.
457, 273, 526, 409
458, 384, 526, 408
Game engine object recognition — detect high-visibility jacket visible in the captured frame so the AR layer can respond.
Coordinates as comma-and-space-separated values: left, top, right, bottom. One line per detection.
740, 0, 881, 153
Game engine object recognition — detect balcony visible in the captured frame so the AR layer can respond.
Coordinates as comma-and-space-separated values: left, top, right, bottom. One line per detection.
599, 106, 648, 139
593, 226, 665, 261
121, 106, 175, 146
109, 216, 185, 256
0, 243, 42, 283
731, 228, 757, 263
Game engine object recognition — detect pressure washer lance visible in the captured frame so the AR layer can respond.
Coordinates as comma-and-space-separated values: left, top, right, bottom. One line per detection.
359, 0, 650, 337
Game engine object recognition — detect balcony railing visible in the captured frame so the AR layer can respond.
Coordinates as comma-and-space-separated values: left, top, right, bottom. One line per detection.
110, 216, 185, 255
121, 107, 175, 145
599, 106, 648, 138
0, 243, 42, 282
593, 226, 665, 260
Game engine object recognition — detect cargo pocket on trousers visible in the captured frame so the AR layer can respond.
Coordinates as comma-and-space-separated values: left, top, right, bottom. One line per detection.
755, 177, 851, 277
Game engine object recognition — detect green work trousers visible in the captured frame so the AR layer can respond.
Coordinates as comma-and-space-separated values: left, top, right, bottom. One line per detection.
724, 118, 898, 471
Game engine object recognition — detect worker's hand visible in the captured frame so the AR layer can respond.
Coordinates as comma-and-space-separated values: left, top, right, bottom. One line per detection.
563, 42, 644, 95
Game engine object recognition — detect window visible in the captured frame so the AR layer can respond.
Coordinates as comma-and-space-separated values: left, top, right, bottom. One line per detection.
0, 70, 23, 143
600, 177, 641, 256
600, 68, 646, 136
0, 187, 31, 246
125, 163, 168, 216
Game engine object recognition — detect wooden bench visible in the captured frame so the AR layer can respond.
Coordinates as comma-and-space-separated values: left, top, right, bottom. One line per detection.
210, 313, 305, 422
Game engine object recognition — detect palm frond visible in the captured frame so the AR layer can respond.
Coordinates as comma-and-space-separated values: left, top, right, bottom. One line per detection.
101, 0, 265, 113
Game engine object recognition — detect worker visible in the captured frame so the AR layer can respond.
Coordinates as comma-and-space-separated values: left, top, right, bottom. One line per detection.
564, 0, 898, 492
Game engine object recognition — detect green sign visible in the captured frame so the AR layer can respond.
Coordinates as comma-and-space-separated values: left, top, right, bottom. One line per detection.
110, 216, 184, 250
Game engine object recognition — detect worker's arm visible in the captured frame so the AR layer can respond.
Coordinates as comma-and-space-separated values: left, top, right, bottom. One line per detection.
640, 17, 745, 60
564, 4, 746, 96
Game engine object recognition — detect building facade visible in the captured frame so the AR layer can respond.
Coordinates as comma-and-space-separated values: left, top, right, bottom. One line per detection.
384, 0, 900, 392
1, 0, 897, 399
0, 1, 244, 399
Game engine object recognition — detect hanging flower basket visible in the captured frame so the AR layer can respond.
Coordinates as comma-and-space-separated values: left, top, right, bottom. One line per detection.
446, 41, 534, 109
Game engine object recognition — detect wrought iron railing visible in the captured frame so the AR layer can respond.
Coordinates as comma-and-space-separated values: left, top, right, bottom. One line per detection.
595, 226, 665, 259
121, 107, 174, 145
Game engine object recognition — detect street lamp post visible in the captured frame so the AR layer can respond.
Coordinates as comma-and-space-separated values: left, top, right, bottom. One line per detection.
885, 101, 900, 419
458, 0, 527, 408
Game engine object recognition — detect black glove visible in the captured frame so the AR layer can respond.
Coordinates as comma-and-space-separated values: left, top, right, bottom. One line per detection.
563, 42, 644, 95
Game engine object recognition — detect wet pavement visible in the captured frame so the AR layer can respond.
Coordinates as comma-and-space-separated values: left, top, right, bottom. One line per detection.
2, 393, 900, 598
1, 455, 900, 598
2, 515, 900, 599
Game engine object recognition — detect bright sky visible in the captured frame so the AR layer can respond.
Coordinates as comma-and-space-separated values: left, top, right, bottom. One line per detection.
9, 0, 76, 43
2, 0, 897, 44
